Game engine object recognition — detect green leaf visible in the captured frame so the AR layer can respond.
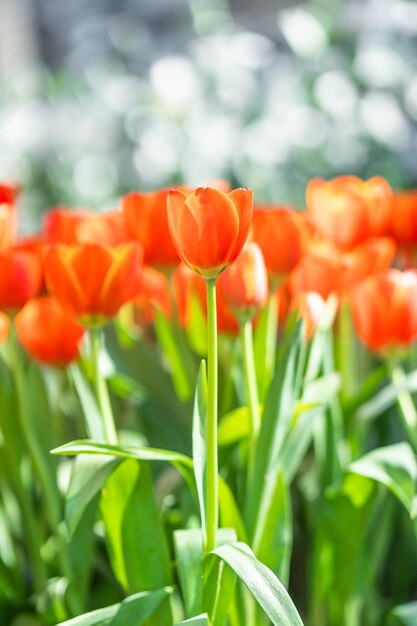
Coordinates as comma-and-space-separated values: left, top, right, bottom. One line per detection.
174, 528, 237, 621
69, 365, 105, 440
154, 307, 195, 402
218, 478, 248, 542
211, 542, 304, 626
347, 442, 417, 514
65, 455, 120, 536
54, 588, 172, 625
218, 407, 250, 447
203, 529, 237, 626
193, 361, 208, 545
246, 321, 304, 536
388, 601, 417, 625
174, 529, 204, 618
101, 459, 172, 596
175, 615, 211, 625
253, 471, 292, 586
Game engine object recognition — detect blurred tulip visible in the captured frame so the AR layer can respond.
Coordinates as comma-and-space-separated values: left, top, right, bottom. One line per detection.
122, 189, 181, 267
0, 312, 10, 343
307, 176, 393, 250
167, 187, 253, 279
0, 183, 19, 252
218, 243, 268, 321
292, 292, 325, 340
350, 269, 417, 355
390, 190, 417, 245
0, 183, 19, 205
0, 249, 43, 311
290, 241, 344, 300
44, 208, 128, 247
252, 206, 307, 282
44, 243, 142, 325
172, 263, 203, 328
15, 297, 85, 366
134, 265, 171, 326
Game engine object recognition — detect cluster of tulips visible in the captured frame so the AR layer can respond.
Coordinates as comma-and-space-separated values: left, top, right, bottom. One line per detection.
2, 177, 417, 363
2, 174, 417, 626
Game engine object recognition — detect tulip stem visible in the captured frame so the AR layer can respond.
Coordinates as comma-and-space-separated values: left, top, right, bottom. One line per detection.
389, 363, 417, 452
90, 329, 118, 444
205, 278, 218, 554
240, 318, 260, 491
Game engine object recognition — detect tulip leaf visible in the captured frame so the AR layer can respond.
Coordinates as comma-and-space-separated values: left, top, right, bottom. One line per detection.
346, 442, 417, 514
218, 478, 248, 542
218, 406, 250, 446
175, 615, 211, 625
154, 307, 195, 402
387, 601, 417, 625
246, 320, 304, 535
174, 528, 237, 621
253, 470, 292, 586
211, 542, 304, 626
174, 529, 204, 618
69, 364, 106, 440
193, 361, 208, 545
101, 459, 172, 624
54, 587, 173, 625
65, 454, 120, 536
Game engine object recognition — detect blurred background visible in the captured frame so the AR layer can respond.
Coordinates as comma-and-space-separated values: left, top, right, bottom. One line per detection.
1, 0, 417, 231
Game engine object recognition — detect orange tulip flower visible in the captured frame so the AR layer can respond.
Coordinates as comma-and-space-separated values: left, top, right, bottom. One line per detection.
122, 189, 182, 268
218, 243, 268, 321
15, 297, 85, 366
44, 208, 128, 247
292, 292, 325, 340
252, 206, 307, 282
307, 176, 393, 250
350, 269, 417, 355
0, 183, 19, 252
290, 241, 344, 300
167, 187, 253, 279
0, 249, 43, 311
44, 242, 142, 324
134, 265, 171, 326
0, 312, 10, 343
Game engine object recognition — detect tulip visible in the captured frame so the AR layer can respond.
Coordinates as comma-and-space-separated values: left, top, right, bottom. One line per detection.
167, 187, 253, 279
307, 176, 393, 250
0, 183, 18, 252
390, 190, 417, 245
292, 292, 325, 340
350, 269, 417, 355
15, 297, 85, 366
44, 242, 142, 325
252, 206, 306, 283
123, 189, 182, 268
0, 249, 43, 311
290, 241, 344, 300
134, 265, 171, 326
218, 243, 268, 322
44, 208, 128, 247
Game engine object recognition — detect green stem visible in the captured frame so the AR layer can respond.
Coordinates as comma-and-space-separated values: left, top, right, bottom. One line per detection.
205, 278, 218, 554
90, 329, 118, 444
336, 302, 357, 403
255, 286, 278, 401
389, 363, 417, 452
240, 319, 260, 492
9, 326, 77, 606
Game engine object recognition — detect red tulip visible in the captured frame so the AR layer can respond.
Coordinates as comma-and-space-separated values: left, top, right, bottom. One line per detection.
307, 176, 393, 250
0, 249, 43, 311
167, 187, 253, 279
134, 265, 171, 326
123, 189, 183, 267
252, 206, 307, 281
44, 208, 128, 247
15, 297, 85, 366
218, 243, 268, 321
350, 269, 417, 354
44, 243, 141, 324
